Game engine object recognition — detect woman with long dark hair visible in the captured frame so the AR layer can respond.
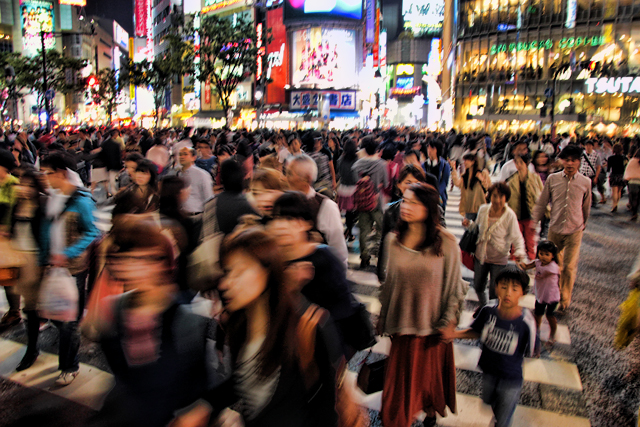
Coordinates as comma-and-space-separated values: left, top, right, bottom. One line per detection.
450, 152, 491, 221
378, 183, 466, 427
336, 138, 359, 240
178, 228, 348, 427
112, 159, 159, 216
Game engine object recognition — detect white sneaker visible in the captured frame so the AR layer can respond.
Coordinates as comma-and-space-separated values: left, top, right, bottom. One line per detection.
55, 370, 79, 386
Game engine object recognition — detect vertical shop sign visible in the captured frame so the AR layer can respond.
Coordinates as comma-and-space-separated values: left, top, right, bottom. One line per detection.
135, 0, 148, 37
565, 0, 576, 28
366, 0, 375, 43
373, 8, 380, 66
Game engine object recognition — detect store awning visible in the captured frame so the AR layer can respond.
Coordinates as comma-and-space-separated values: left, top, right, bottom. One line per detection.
192, 110, 226, 119
330, 111, 360, 119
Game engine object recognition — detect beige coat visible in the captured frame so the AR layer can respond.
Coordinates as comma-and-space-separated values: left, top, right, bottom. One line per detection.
453, 169, 491, 216
507, 171, 544, 220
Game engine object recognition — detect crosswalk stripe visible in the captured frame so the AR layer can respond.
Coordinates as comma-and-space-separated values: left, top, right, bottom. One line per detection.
344, 372, 591, 427
0, 338, 113, 411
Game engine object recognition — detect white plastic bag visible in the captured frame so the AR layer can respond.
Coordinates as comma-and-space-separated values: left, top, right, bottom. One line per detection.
39, 267, 79, 322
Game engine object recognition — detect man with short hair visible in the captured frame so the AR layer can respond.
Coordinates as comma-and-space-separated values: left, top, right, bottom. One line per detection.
352, 136, 388, 269
532, 145, 591, 310
33, 153, 100, 383
499, 139, 535, 181
178, 147, 213, 216
579, 139, 602, 206
286, 154, 348, 268
195, 140, 216, 177
424, 140, 451, 208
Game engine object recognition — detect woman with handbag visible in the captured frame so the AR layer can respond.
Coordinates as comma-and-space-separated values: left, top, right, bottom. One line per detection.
10, 168, 46, 371
450, 152, 491, 221
464, 182, 526, 311
172, 228, 365, 427
377, 183, 467, 427
0, 149, 21, 330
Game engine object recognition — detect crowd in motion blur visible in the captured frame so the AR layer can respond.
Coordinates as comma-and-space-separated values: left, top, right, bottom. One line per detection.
0, 124, 640, 427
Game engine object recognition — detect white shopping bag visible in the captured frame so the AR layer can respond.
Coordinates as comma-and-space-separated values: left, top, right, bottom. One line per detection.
39, 267, 79, 322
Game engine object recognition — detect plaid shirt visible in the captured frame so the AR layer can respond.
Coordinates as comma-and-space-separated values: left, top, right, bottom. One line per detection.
579, 151, 601, 178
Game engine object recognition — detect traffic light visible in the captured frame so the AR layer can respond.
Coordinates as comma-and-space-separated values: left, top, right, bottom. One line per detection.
87, 75, 97, 87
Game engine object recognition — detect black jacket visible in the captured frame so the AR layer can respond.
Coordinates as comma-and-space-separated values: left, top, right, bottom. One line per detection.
99, 139, 122, 171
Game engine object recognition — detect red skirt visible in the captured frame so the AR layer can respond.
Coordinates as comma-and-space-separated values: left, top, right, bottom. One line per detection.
381, 334, 457, 427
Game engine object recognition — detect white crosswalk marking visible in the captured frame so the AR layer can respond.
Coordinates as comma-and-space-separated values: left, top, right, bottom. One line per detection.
347, 186, 590, 426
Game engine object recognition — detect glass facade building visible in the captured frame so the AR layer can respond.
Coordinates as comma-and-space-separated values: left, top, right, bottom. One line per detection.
455, 0, 640, 134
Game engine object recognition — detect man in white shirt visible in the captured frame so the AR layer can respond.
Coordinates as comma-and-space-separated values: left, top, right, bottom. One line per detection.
286, 154, 349, 268
178, 147, 213, 216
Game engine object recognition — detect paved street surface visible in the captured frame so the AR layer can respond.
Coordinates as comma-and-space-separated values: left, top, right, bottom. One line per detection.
1, 187, 639, 426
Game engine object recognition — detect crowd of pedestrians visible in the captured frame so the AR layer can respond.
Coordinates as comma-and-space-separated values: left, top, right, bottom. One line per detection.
0, 125, 639, 427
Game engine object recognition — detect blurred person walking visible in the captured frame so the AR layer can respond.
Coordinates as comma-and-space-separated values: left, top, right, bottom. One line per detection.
38, 153, 100, 385
624, 148, 640, 221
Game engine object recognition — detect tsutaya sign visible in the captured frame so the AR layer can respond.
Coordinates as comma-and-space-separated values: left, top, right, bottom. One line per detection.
585, 77, 640, 94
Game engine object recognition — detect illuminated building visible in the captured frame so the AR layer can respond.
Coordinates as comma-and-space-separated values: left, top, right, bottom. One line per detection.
454, 0, 640, 135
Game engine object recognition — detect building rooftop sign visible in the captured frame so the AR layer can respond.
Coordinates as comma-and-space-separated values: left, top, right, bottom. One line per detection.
585, 77, 640, 94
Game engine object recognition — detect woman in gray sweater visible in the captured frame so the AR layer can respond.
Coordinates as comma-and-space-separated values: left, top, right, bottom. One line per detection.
378, 183, 467, 427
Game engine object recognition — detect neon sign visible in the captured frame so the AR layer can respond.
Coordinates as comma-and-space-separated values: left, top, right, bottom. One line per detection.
203, 0, 243, 13
585, 77, 640, 94
396, 64, 415, 75
391, 87, 421, 97
489, 36, 603, 54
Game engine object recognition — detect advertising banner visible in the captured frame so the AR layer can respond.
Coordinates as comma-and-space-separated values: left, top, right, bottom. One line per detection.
284, 0, 363, 21
114, 21, 129, 49
266, 8, 289, 104
291, 27, 357, 89
402, 0, 445, 36
135, 0, 148, 37
373, 8, 380, 66
290, 90, 356, 110
21, 1, 55, 57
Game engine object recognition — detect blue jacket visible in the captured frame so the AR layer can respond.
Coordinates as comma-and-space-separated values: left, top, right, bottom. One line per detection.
39, 188, 100, 274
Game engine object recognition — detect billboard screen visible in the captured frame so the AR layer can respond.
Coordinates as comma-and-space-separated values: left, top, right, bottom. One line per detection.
291, 27, 357, 89
266, 8, 289, 104
284, 0, 362, 21
21, 1, 55, 57
402, 0, 445, 36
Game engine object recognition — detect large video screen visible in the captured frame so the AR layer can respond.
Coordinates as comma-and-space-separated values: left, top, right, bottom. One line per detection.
403, 0, 445, 36
291, 28, 357, 89
285, 0, 363, 21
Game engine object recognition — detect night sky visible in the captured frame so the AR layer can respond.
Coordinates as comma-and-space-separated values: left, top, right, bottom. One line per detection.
85, 0, 134, 36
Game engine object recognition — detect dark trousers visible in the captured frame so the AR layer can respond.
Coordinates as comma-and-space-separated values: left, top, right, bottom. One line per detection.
51, 270, 87, 373
474, 260, 506, 307
629, 184, 640, 216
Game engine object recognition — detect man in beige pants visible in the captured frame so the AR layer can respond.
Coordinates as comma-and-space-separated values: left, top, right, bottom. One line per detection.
532, 144, 591, 310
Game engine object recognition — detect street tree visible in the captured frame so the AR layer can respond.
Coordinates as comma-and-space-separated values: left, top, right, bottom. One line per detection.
187, 14, 260, 123
91, 68, 125, 125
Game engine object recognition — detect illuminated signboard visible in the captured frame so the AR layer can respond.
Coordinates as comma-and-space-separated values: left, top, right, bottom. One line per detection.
489, 36, 603, 54
256, 23, 265, 83
266, 7, 289, 104
390, 87, 421, 97
290, 90, 356, 110
585, 77, 640, 94
21, 1, 55, 57
396, 64, 414, 75
284, 0, 363, 22
135, 0, 148, 37
402, 0, 445, 36
59, 0, 86, 5
113, 21, 129, 49
291, 27, 357, 89
203, 0, 243, 13
396, 76, 414, 89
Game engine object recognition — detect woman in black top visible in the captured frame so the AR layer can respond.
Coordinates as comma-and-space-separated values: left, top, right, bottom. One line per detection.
608, 143, 627, 213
